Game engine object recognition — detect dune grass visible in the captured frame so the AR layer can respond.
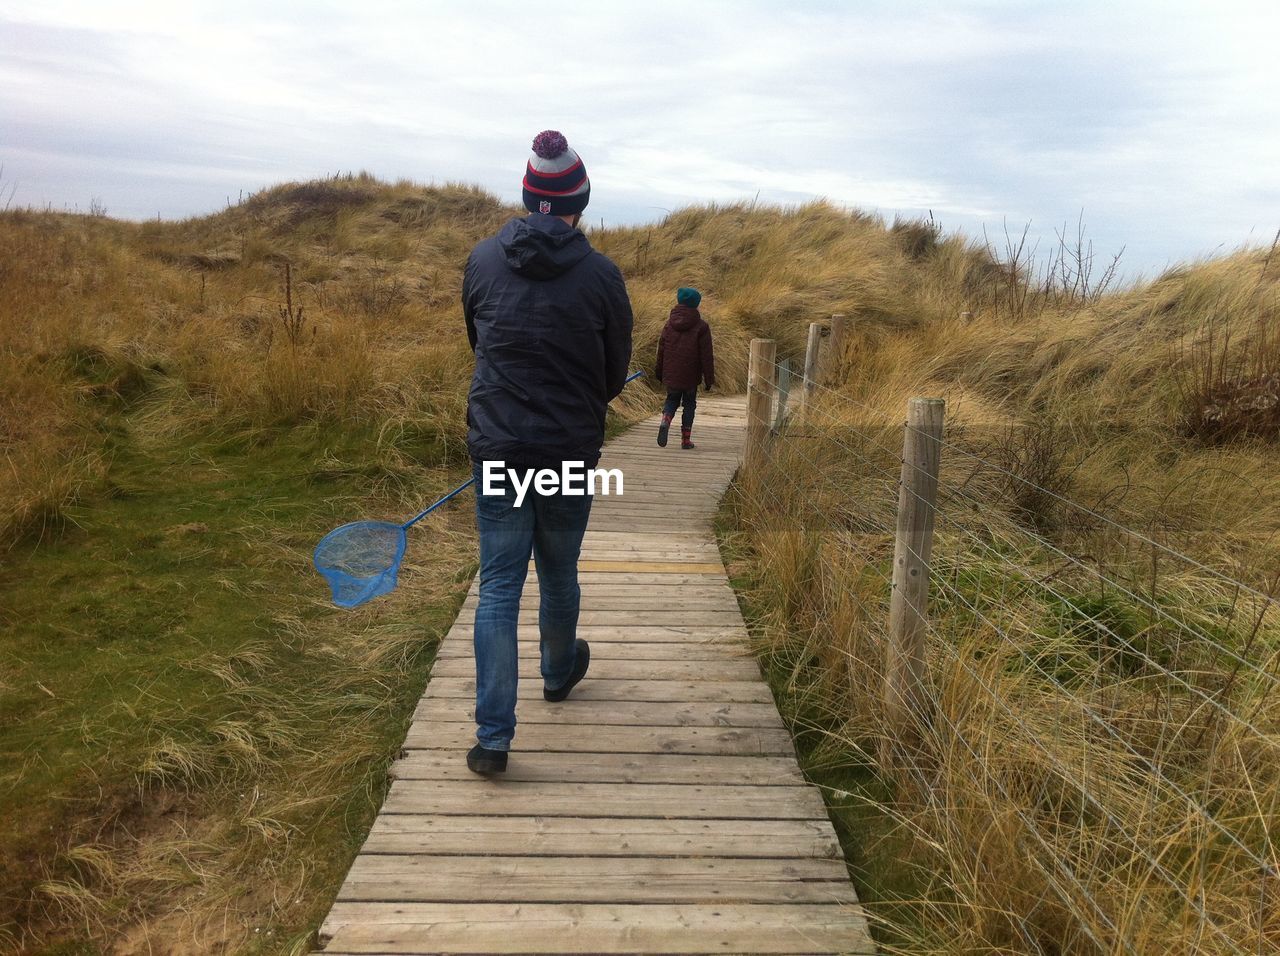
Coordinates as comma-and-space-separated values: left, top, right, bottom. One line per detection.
3, 171, 1278, 952
1, 176, 510, 951
719, 238, 1280, 953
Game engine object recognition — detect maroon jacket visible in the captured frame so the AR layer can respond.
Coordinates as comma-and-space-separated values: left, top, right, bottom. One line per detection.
655, 305, 715, 392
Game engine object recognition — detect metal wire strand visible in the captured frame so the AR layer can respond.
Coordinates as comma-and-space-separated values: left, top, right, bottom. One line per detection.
763, 355, 1280, 610
753, 429, 1279, 873
735, 459, 1129, 954
775, 389, 1280, 697
742, 415, 1274, 949
762, 419, 1276, 738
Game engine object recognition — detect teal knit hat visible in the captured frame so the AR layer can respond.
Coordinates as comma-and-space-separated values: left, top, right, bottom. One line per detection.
676, 287, 701, 308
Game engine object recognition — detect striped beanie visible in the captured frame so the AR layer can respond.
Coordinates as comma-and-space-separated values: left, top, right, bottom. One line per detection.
522, 130, 590, 216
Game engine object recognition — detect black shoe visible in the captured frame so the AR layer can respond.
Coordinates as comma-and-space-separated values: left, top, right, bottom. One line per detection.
544, 640, 590, 702
466, 743, 508, 774
657, 419, 671, 447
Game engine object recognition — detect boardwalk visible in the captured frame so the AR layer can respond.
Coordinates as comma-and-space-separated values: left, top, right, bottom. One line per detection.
318, 396, 874, 955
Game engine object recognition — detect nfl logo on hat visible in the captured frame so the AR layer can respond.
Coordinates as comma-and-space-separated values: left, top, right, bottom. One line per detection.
539, 200, 552, 214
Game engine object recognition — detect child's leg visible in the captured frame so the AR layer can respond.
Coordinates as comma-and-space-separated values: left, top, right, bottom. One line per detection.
657, 389, 680, 447
680, 389, 697, 430
662, 389, 682, 420
680, 389, 697, 449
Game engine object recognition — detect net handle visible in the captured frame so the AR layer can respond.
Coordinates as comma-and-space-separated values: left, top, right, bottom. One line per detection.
402, 477, 476, 529
400, 370, 644, 530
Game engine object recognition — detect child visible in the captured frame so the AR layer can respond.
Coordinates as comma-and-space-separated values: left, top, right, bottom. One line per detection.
654, 287, 715, 449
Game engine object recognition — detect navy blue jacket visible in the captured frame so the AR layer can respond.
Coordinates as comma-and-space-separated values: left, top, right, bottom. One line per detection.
463, 214, 633, 468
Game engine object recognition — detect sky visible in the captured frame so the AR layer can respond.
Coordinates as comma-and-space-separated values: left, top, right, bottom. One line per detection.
2, 0, 1278, 280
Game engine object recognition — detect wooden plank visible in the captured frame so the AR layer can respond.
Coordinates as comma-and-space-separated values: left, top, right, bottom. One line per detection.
594, 467, 737, 478
444, 625, 748, 643
594, 458, 737, 467
589, 487, 730, 496
378, 781, 828, 819
573, 573, 734, 586
589, 493, 730, 501
462, 596, 739, 611
498, 582, 736, 593
590, 493, 730, 502
578, 520, 720, 530
459, 610, 745, 626
577, 561, 724, 573
434, 642, 751, 662
430, 657, 761, 681
390, 752, 804, 785
421, 678, 774, 703
599, 453, 739, 462
574, 544, 722, 555
585, 535, 721, 543
320, 902, 874, 954
359, 814, 835, 857
337, 856, 856, 904
412, 699, 786, 729
460, 595, 741, 611
487, 593, 738, 606
581, 532, 720, 543
402, 722, 795, 756
583, 505, 722, 514
602, 447, 739, 456
468, 575, 735, 589
581, 504, 732, 511
591, 478, 729, 485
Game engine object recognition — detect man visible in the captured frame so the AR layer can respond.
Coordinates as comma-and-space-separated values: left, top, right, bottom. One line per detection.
461, 130, 634, 774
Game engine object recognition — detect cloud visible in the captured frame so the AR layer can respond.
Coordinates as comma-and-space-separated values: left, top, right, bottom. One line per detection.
1, 0, 1277, 277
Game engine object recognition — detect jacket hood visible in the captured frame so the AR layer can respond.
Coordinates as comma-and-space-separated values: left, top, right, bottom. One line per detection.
667, 304, 701, 331
499, 214, 592, 280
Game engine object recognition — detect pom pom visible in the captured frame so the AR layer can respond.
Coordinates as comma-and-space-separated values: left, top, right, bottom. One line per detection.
531, 130, 569, 159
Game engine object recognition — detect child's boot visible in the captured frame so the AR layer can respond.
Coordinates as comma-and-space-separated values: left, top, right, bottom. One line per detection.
657, 414, 673, 447
681, 428, 695, 450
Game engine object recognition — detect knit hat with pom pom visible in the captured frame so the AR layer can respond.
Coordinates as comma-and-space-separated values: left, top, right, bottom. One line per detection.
522, 130, 590, 216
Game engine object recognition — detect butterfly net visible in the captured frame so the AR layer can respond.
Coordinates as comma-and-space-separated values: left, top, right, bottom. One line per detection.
313, 520, 407, 608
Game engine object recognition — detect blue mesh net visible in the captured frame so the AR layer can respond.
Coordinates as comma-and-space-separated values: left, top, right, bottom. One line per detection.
313, 520, 407, 609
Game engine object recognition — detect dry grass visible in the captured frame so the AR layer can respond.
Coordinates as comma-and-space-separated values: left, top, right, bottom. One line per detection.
1, 175, 512, 952
5, 171, 1279, 952
724, 233, 1280, 953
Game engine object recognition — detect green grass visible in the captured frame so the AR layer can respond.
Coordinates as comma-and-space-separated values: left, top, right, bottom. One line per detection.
0, 405, 475, 951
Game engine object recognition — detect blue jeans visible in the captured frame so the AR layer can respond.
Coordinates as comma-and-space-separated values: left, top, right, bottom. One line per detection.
471, 461, 593, 750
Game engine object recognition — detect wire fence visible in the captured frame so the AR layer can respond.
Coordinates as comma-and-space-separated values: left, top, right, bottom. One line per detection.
729, 339, 1280, 954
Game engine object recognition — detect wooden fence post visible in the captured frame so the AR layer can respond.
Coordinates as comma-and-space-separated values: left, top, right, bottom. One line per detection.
772, 358, 792, 432
882, 397, 945, 766
824, 313, 847, 384
800, 322, 822, 420
745, 338, 776, 473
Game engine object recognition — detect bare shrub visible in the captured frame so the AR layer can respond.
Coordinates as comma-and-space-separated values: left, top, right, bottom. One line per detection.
978, 215, 1123, 323
1177, 238, 1280, 445
976, 415, 1085, 532
270, 262, 311, 349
